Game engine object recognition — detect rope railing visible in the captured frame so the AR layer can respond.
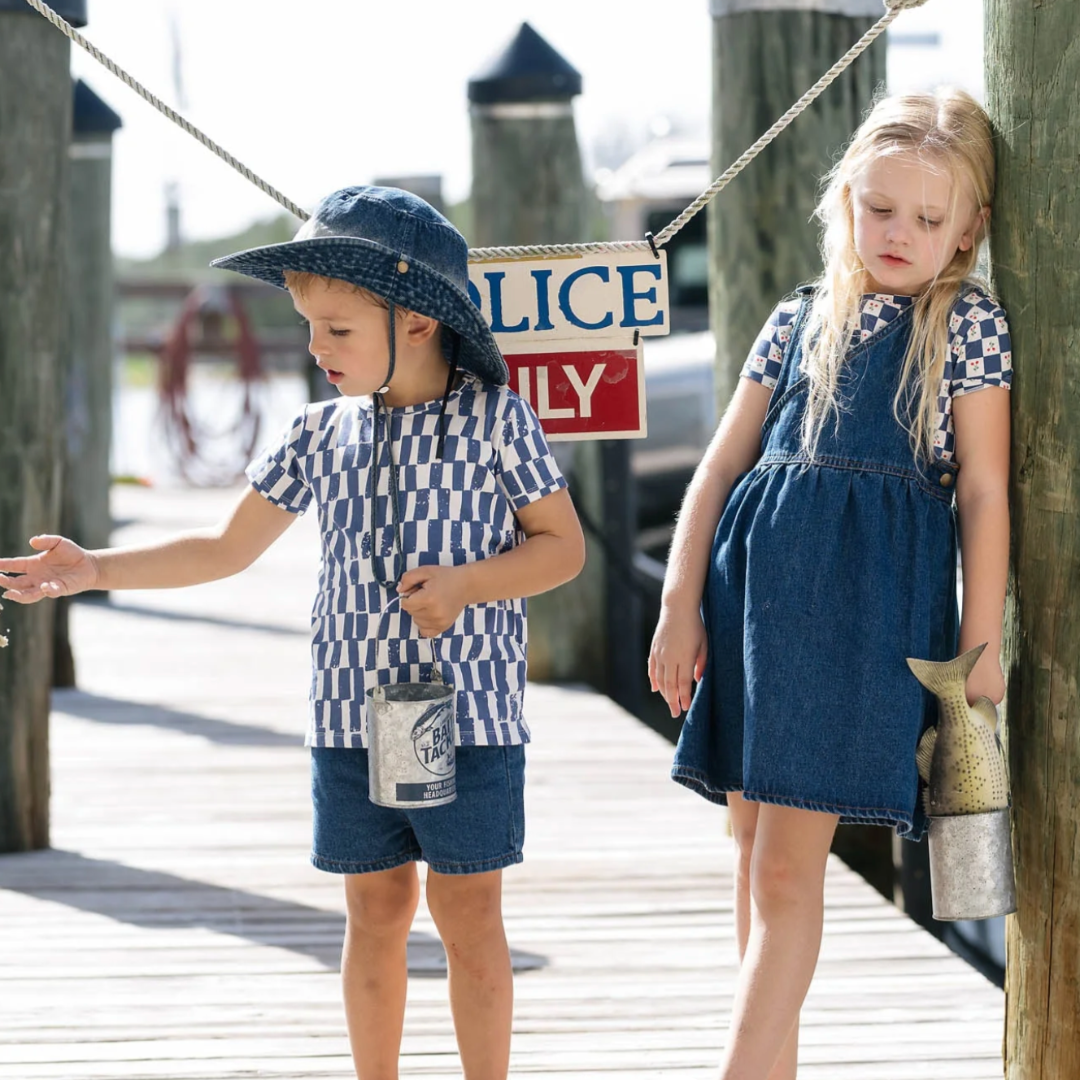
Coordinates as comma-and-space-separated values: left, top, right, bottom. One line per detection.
25, 0, 931, 262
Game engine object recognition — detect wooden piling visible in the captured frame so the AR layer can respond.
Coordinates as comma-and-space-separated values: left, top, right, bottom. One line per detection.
0, 0, 82, 851
986, 2, 1080, 1074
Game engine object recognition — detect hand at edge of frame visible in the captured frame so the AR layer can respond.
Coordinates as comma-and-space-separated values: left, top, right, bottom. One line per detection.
0, 535, 99, 604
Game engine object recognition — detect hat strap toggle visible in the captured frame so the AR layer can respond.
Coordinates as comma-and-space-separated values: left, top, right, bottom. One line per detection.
376, 301, 397, 394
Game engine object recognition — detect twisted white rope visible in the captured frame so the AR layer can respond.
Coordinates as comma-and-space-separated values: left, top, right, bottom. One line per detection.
22, 0, 309, 221
25, 0, 930, 262
472, 1, 929, 260
652, 0, 928, 249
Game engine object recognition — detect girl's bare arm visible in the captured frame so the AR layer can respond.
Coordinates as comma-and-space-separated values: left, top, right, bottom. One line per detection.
952, 386, 1011, 704
0, 487, 296, 602
650, 377, 773, 716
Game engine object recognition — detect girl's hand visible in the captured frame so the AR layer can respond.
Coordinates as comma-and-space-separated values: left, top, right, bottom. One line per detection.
0, 535, 99, 604
399, 565, 469, 637
966, 651, 1006, 706
649, 604, 708, 719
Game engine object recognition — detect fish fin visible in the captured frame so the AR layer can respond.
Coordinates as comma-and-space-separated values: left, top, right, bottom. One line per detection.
971, 696, 999, 731
915, 727, 937, 784
905, 643, 987, 696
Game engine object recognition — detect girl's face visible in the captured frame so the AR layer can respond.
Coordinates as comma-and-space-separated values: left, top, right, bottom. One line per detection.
850, 152, 985, 295
290, 279, 395, 396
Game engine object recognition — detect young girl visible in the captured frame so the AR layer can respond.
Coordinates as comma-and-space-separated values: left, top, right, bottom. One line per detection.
649, 90, 1011, 1079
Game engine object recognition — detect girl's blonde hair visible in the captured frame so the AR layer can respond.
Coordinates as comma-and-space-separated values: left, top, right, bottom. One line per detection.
801, 89, 995, 463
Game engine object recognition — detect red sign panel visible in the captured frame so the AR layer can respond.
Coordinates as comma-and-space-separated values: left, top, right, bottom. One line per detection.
504, 342, 646, 441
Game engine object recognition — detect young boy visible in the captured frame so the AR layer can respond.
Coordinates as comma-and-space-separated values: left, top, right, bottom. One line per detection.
0, 186, 585, 1080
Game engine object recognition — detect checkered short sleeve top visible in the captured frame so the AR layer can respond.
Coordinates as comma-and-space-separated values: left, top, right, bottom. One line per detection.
247, 373, 566, 749
741, 285, 1012, 461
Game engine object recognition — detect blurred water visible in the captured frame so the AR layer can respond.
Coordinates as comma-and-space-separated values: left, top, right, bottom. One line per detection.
111, 367, 313, 486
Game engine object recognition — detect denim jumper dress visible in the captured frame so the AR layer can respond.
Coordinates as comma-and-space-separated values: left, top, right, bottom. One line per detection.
672, 292, 960, 838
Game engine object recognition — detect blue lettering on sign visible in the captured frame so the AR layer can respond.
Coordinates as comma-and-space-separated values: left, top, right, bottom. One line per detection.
559, 266, 614, 331
485, 271, 529, 333
531, 269, 555, 332
467, 279, 482, 309
617, 264, 665, 328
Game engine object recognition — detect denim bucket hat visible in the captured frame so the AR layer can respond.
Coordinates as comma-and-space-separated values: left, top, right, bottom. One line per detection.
210, 186, 508, 386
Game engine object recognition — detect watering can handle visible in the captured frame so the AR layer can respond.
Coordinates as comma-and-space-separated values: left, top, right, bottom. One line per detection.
374, 592, 445, 684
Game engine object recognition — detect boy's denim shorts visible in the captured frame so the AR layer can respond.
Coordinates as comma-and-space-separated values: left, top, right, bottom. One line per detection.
310, 744, 526, 876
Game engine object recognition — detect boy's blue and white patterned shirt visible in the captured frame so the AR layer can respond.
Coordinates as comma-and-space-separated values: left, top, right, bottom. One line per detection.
742, 285, 1012, 461
247, 373, 566, 748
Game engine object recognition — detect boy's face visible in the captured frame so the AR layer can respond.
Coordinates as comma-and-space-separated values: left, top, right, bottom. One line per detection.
289, 278, 393, 396
850, 152, 984, 295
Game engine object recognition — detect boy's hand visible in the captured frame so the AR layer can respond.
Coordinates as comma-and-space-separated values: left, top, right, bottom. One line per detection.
0, 535, 99, 604
399, 565, 469, 637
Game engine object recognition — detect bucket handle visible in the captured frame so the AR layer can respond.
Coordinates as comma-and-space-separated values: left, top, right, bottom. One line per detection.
371, 593, 449, 700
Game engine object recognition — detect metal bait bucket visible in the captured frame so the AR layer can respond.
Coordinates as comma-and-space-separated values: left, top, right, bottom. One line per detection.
365, 597, 456, 809
367, 677, 456, 808
927, 807, 1017, 921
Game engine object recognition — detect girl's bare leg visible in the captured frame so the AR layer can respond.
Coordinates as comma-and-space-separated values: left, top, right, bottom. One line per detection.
341, 864, 420, 1080
426, 868, 512, 1080
722, 797, 839, 1079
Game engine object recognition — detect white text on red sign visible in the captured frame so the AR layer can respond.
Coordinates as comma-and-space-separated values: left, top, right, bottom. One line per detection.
504, 342, 646, 441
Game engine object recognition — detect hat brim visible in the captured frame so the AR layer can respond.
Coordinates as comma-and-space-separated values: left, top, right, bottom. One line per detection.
211, 236, 509, 386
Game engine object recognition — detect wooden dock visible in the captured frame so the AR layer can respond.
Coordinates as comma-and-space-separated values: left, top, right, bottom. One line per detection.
0, 486, 1004, 1079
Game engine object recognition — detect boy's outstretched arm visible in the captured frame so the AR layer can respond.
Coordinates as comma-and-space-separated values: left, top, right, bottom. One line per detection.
0, 487, 296, 603
399, 487, 585, 637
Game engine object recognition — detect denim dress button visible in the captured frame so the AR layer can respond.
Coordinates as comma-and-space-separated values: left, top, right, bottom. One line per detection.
397, 260, 409, 274
940, 473, 954, 487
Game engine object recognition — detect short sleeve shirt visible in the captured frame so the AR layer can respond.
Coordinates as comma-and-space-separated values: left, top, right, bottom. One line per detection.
741, 285, 1012, 461
247, 373, 566, 748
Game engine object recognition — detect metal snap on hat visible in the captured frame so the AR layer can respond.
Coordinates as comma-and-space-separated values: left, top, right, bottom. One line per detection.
210, 185, 508, 385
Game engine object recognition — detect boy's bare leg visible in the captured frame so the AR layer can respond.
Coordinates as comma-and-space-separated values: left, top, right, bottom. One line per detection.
727, 792, 800, 1080
720, 801, 838, 1080
425, 868, 512, 1080
341, 864, 421, 1080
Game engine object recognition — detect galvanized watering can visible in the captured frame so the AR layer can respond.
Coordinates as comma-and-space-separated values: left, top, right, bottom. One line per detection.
366, 598, 456, 809
907, 644, 1017, 921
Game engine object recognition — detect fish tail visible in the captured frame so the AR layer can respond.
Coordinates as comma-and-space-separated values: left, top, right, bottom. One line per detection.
906, 643, 987, 696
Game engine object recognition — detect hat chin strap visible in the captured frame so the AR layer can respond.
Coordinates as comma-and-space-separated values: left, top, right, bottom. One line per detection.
375, 301, 397, 395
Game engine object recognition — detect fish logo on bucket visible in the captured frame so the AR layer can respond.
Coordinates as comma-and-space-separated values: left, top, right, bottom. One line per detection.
412, 701, 456, 777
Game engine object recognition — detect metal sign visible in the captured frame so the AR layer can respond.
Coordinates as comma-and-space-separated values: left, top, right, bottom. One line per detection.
468, 251, 667, 440
505, 338, 646, 441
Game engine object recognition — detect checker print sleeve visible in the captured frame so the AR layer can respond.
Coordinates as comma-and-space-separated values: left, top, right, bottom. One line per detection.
494, 392, 568, 512
949, 290, 1013, 397
740, 300, 800, 390
246, 407, 313, 514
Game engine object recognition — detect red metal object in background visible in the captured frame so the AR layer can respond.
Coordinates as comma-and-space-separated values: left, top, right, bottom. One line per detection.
157, 286, 263, 484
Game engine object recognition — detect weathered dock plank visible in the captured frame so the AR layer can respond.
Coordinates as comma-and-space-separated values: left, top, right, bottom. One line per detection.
0, 486, 1004, 1079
